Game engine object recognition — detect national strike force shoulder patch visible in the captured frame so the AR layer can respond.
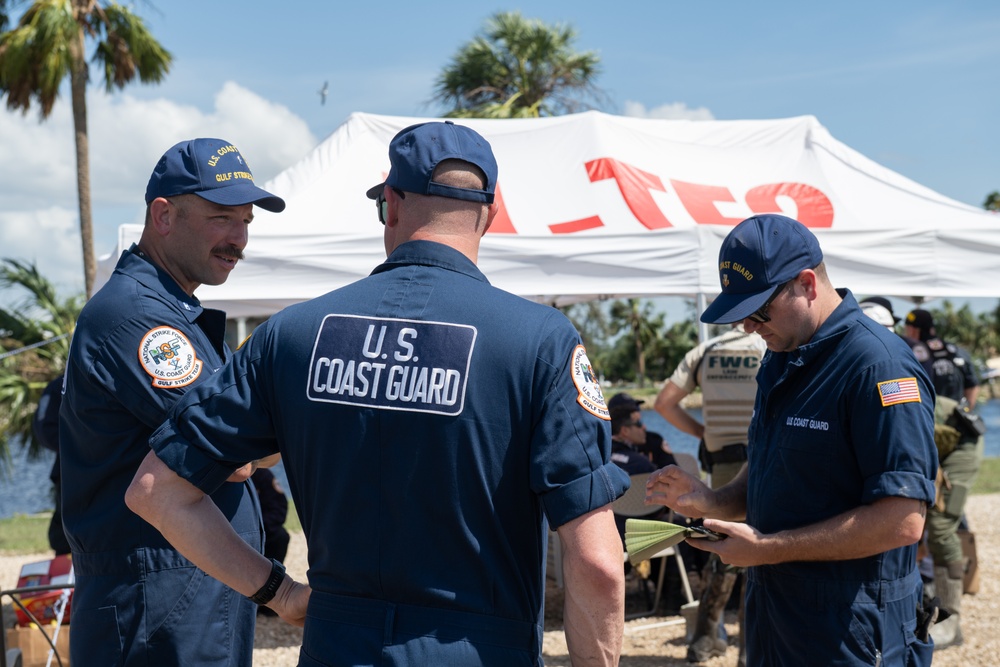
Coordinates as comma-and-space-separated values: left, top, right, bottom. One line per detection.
138, 326, 203, 389
570, 345, 609, 419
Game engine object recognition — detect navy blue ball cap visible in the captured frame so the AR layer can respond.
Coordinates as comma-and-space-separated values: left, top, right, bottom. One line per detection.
701, 214, 823, 325
366, 121, 497, 204
145, 138, 285, 213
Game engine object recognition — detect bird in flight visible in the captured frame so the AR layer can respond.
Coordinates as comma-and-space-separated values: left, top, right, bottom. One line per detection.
318, 81, 329, 106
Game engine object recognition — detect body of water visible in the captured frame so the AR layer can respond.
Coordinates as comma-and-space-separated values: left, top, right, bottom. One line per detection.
3, 400, 1000, 519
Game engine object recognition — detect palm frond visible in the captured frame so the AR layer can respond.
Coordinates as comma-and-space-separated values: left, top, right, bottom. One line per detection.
432, 10, 605, 119
0, 0, 79, 116
92, 2, 171, 91
0, 259, 80, 467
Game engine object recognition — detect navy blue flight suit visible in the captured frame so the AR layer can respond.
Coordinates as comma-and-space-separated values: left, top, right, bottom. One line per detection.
151, 240, 629, 666
745, 291, 936, 666
60, 245, 262, 666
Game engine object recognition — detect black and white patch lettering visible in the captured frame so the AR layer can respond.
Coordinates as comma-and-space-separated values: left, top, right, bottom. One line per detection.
307, 315, 476, 415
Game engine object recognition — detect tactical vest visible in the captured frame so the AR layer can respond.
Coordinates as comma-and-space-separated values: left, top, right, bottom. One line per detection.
925, 337, 965, 402
696, 332, 763, 452
933, 394, 984, 461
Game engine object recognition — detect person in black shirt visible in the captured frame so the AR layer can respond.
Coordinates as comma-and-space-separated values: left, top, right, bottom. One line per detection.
32, 376, 71, 555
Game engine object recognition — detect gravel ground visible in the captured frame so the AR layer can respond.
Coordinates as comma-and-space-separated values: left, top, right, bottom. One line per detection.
4, 494, 997, 666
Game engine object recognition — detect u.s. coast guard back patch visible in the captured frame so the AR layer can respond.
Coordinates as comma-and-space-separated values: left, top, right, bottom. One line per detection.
570, 345, 609, 419
138, 326, 203, 389
307, 314, 476, 416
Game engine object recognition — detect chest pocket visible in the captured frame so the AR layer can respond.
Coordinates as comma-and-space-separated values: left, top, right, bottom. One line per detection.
760, 417, 839, 529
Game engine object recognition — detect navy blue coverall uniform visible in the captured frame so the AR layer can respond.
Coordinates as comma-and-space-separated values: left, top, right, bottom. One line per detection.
60, 245, 262, 666
744, 291, 937, 666
149, 240, 629, 667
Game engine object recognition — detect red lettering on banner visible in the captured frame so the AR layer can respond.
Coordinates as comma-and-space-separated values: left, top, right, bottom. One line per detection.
549, 216, 605, 234
486, 183, 517, 234
670, 180, 744, 226
481, 155, 835, 234
586, 158, 673, 229
745, 183, 834, 228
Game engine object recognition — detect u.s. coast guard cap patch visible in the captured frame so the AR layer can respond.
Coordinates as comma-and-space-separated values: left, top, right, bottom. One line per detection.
570, 345, 609, 419
138, 326, 203, 389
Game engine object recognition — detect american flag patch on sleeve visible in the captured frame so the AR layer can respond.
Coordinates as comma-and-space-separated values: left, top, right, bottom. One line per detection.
877, 377, 921, 407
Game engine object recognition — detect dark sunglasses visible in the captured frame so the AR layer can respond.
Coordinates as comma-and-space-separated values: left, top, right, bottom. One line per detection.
747, 280, 792, 324
629, 419, 644, 428
376, 187, 406, 225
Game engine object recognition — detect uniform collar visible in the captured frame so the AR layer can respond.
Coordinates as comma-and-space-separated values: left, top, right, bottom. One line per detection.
117, 244, 204, 321
371, 240, 490, 285
782, 288, 859, 364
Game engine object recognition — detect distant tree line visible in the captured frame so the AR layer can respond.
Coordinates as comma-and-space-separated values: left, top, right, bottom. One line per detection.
2, 7, 999, 467
561, 296, 1000, 388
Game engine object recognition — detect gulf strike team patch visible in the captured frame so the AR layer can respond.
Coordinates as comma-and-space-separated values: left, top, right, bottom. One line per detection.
878, 377, 921, 407
307, 314, 476, 416
570, 345, 609, 419
138, 326, 203, 388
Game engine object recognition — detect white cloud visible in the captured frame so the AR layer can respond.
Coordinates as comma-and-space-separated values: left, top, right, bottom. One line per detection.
622, 101, 715, 121
0, 207, 82, 295
0, 82, 317, 296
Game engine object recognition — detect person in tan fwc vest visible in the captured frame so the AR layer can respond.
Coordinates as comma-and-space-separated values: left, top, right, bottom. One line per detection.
655, 324, 764, 666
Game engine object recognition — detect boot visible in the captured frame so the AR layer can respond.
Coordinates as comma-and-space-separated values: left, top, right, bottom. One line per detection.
930, 563, 964, 650
687, 567, 736, 663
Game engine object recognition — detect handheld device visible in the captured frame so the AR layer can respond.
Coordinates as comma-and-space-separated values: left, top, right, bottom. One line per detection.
687, 525, 726, 541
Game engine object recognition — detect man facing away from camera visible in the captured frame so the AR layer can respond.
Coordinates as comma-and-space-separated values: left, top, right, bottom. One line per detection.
126, 121, 629, 666
646, 214, 938, 666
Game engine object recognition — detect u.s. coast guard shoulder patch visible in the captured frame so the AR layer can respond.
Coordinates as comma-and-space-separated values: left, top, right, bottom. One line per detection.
138, 326, 203, 389
570, 345, 609, 419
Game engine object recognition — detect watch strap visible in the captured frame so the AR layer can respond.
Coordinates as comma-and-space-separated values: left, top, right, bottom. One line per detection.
249, 557, 286, 606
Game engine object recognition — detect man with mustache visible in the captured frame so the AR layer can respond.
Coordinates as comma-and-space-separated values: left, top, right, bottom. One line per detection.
60, 138, 285, 666
125, 121, 628, 666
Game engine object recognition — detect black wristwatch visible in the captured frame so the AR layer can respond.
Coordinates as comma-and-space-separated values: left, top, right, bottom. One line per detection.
249, 557, 286, 605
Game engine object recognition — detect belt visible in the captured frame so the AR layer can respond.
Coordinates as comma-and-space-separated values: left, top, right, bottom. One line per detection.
709, 443, 748, 465
72, 528, 261, 576
699, 442, 747, 471
747, 565, 921, 609
307, 590, 540, 652
72, 546, 193, 576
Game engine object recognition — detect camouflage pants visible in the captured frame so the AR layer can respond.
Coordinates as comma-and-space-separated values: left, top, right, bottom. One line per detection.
927, 436, 983, 565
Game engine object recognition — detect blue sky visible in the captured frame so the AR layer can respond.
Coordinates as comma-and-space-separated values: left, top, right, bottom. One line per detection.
1, 1, 997, 316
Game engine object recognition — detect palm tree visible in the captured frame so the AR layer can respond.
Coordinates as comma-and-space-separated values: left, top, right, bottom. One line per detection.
0, 258, 82, 469
609, 299, 664, 387
645, 311, 700, 382
985, 191, 1000, 212
560, 300, 611, 354
432, 10, 605, 119
0, 0, 171, 298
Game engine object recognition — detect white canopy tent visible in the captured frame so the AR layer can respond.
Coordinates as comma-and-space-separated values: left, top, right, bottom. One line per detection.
97, 111, 1000, 319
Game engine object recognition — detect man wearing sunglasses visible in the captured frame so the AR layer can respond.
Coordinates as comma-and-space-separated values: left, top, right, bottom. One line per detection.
610, 407, 656, 477
126, 121, 629, 666
646, 214, 937, 666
